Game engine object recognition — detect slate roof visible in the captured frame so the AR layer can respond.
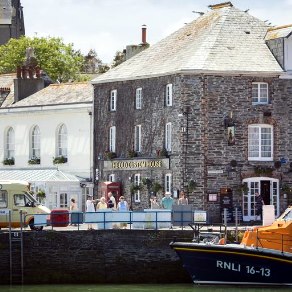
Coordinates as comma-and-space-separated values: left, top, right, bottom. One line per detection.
8, 82, 93, 107
92, 3, 283, 84
0, 73, 16, 107
265, 24, 292, 40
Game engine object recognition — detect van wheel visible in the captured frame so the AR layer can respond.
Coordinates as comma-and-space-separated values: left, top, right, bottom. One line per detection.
29, 220, 43, 231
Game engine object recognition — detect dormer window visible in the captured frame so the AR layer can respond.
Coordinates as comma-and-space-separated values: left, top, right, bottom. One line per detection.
252, 82, 268, 105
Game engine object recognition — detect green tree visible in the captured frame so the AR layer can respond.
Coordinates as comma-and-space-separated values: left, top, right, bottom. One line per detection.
82, 49, 109, 74
111, 50, 126, 68
0, 36, 85, 82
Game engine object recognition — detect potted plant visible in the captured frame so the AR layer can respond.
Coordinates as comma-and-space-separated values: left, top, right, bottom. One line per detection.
187, 180, 197, 193
104, 151, 117, 160
152, 182, 163, 194
281, 184, 292, 194
156, 148, 169, 158
237, 183, 249, 194
3, 157, 15, 165
128, 149, 138, 158
142, 178, 152, 188
28, 157, 41, 164
36, 190, 46, 203
53, 156, 68, 164
130, 183, 143, 193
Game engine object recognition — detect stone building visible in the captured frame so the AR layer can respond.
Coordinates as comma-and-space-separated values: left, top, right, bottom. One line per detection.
0, 0, 25, 45
92, 2, 292, 222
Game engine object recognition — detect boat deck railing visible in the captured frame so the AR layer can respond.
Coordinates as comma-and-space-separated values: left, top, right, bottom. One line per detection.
188, 223, 227, 243
255, 229, 292, 254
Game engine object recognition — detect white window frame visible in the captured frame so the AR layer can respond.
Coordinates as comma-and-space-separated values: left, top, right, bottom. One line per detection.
5, 127, 15, 159
166, 84, 173, 107
134, 125, 142, 152
108, 174, 115, 182
248, 124, 273, 161
165, 174, 172, 193
252, 82, 268, 105
242, 177, 279, 221
31, 125, 40, 159
60, 193, 68, 208
57, 124, 67, 158
165, 122, 172, 151
110, 89, 117, 111
134, 173, 141, 202
109, 126, 116, 152
136, 88, 142, 109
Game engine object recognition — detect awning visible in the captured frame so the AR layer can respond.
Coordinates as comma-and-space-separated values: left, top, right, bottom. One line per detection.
0, 169, 80, 183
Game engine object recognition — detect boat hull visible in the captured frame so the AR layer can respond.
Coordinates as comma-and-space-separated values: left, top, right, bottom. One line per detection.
170, 242, 292, 286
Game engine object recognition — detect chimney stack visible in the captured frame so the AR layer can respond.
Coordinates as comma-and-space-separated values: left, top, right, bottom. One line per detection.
142, 24, 147, 44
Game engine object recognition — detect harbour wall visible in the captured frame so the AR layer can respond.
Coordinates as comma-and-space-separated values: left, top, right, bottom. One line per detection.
0, 229, 193, 285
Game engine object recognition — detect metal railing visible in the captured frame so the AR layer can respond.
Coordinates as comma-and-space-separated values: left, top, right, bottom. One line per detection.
21, 209, 207, 231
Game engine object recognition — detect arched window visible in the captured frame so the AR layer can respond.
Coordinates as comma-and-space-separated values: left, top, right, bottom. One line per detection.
5, 127, 15, 158
31, 125, 40, 158
57, 124, 67, 157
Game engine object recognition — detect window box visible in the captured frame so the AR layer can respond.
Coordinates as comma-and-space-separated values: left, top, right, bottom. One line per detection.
28, 157, 41, 165
53, 156, 68, 164
3, 157, 15, 165
254, 166, 273, 175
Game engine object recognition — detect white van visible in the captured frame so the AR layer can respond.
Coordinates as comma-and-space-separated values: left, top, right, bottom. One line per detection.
0, 180, 50, 230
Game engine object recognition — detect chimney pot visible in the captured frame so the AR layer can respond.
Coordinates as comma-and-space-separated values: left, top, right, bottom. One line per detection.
142, 24, 147, 44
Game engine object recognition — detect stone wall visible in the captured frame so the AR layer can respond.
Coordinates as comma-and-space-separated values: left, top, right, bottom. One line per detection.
93, 73, 292, 221
0, 230, 193, 285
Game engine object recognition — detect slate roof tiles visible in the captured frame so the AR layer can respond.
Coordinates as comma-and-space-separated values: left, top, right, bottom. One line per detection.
92, 4, 283, 84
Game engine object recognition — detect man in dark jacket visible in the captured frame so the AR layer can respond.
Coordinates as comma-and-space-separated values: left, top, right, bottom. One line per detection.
255, 192, 265, 221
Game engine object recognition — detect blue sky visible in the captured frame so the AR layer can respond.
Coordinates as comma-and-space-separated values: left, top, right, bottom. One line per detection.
21, 0, 292, 64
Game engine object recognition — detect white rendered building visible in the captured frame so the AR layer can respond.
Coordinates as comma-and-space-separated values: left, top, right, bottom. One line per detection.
0, 76, 93, 211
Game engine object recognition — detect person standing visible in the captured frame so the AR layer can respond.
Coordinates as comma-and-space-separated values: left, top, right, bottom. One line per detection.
178, 191, 188, 205
161, 192, 174, 210
70, 198, 78, 211
96, 196, 107, 210
86, 195, 95, 230
150, 196, 160, 209
107, 192, 117, 209
117, 196, 129, 229
69, 198, 78, 226
255, 192, 265, 222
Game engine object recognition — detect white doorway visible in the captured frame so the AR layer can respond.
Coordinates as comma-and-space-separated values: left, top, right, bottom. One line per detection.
242, 177, 279, 221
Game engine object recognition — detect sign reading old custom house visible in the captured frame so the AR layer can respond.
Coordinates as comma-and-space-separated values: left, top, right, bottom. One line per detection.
103, 158, 170, 170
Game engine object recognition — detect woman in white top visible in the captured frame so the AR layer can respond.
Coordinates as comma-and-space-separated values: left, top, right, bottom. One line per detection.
86, 196, 95, 230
